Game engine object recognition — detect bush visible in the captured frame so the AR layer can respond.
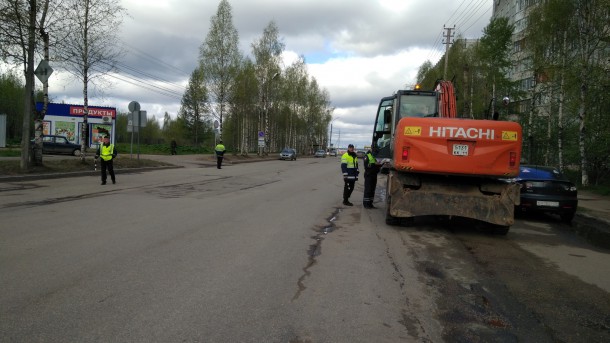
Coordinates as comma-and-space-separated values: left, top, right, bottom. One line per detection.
114, 143, 213, 155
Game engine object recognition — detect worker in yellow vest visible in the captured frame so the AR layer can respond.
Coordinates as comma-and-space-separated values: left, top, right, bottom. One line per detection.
340, 144, 359, 206
363, 150, 382, 208
95, 135, 117, 185
215, 140, 226, 169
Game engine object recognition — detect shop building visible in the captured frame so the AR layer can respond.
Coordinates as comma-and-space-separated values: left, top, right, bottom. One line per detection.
36, 102, 116, 147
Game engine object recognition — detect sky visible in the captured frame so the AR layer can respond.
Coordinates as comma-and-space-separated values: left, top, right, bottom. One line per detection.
42, 0, 493, 149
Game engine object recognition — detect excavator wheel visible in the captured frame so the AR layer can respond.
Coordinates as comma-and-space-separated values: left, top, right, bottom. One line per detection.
385, 197, 400, 226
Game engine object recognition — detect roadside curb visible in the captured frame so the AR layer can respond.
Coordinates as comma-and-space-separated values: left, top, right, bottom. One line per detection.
572, 212, 610, 250
0, 155, 279, 183
0, 165, 183, 183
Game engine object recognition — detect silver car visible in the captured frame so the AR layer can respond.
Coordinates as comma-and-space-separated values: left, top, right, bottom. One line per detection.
314, 149, 326, 158
279, 148, 297, 161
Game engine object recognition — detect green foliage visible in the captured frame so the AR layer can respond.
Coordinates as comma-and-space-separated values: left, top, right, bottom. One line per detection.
0, 72, 25, 140
179, 67, 211, 145
583, 185, 610, 196
114, 143, 212, 155
417, 4, 609, 186
0, 148, 21, 157
199, 0, 241, 138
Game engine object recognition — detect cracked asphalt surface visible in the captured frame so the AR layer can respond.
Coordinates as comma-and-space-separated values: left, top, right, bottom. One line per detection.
1, 155, 609, 342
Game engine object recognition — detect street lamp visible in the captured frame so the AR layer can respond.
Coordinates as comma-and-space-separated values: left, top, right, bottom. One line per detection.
329, 116, 340, 148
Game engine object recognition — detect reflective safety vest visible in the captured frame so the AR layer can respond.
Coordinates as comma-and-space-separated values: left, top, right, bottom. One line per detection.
341, 152, 359, 179
341, 152, 357, 168
365, 152, 376, 167
100, 144, 115, 161
215, 144, 225, 156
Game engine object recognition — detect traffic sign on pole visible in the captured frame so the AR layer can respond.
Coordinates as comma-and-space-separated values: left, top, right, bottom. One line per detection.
34, 60, 53, 84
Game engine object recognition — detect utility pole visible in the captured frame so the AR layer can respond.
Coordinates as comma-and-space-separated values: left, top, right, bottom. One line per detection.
443, 25, 455, 80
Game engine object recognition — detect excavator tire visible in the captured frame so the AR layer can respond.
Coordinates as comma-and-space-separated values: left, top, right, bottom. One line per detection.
385, 196, 400, 226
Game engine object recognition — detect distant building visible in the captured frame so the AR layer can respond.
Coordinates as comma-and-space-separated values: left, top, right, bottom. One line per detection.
36, 102, 116, 147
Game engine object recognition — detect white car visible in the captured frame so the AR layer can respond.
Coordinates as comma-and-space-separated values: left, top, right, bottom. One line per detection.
314, 149, 326, 158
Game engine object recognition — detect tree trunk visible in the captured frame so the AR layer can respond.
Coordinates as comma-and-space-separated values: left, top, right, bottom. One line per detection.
557, 31, 567, 172
20, 0, 37, 171
80, 0, 91, 163
33, 28, 50, 166
578, 80, 589, 186
545, 87, 553, 166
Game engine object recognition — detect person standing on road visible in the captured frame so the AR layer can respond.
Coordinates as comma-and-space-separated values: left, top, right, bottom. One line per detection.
95, 135, 117, 185
363, 150, 382, 209
215, 140, 226, 169
341, 144, 359, 206
170, 139, 177, 155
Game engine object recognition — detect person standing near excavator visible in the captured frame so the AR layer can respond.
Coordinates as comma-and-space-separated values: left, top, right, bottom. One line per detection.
363, 149, 382, 208
340, 144, 359, 206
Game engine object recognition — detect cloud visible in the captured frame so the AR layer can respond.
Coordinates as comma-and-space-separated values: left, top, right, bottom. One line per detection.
41, 0, 492, 148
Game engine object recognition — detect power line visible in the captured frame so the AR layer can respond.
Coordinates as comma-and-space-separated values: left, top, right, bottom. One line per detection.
60, 55, 186, 100
427, 0, 492, 65
118, 39, 192, 77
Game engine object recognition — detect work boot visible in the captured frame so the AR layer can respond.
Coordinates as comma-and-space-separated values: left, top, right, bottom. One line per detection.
112, 179, 116, 184
343, 200, 353, 206
101, 181, 106, 185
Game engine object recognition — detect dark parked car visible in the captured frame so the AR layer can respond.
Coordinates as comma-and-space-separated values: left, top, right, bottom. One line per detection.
514, 165, 578, 223
33, 135, 81, 156
356, 150, 366, 159
314, 149, 326, 158
279, 148, 297, 161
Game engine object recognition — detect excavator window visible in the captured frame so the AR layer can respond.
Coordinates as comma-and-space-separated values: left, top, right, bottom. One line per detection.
398, 95, 437, 118
373, 104, 393, 158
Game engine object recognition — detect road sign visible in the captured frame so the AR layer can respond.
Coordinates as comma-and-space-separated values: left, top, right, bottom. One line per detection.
128, 101, 140, 112
34, 60, 53, 84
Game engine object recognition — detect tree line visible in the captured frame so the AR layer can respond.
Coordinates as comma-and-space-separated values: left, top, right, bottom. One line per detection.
185, 0, 333, 156
0, 0, 333, 171
416, 0, 609, 186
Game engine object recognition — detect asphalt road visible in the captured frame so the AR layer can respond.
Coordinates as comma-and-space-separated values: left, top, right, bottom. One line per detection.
1, 158, 609, 342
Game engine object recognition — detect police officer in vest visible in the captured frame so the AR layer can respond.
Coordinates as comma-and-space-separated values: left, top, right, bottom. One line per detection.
363, 149, 382, 208
215, 140, 226, 169
95, 135, 117, 185
340, 144, 359, 206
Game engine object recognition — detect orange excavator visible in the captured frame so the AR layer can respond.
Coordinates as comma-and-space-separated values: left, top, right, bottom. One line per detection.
371, 81, 522, 234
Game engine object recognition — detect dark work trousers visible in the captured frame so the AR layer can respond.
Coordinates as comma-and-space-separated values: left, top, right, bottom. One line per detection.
363, 172, 377, 205
100, 159, 115, 183
216, 156, 224, 169
343, 179, 356, 202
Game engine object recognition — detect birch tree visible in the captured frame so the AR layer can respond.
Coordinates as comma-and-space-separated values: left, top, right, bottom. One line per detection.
572, 0, 609, 186
57, 0, 125, 161
0, 0, 39, 170
251, 21, 284, 155
526, 0, 576, 170
227, 59, 257, 155
179, 67, 209, 146
199, 0, 240, 144
477, 17, 515, 120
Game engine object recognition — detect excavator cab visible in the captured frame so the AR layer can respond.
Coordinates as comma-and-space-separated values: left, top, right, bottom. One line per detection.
372, 96, 395, 159
371, 91, 439, 159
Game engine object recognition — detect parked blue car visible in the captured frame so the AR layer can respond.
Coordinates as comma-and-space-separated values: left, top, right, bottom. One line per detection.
514, 165, 578, 223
